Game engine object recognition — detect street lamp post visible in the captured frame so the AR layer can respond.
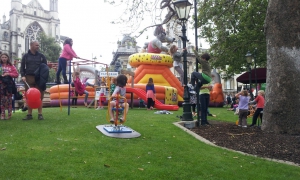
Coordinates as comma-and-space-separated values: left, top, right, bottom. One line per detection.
253, 48, 257, 96
93, 56, 97, 68
245, 51, 253, 100
193, 0, 201, 126
173, 0, 193, 121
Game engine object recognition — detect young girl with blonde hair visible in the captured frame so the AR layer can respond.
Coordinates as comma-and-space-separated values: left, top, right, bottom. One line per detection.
249, 90, 265, 127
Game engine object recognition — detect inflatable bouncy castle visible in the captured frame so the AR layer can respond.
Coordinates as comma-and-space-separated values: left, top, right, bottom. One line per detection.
49, 25, 224, 108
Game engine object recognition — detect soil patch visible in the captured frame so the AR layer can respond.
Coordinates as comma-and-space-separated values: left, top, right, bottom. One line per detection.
186, 121, 300, 165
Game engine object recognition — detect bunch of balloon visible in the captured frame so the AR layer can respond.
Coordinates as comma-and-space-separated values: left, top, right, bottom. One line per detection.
26, 88, 42, 109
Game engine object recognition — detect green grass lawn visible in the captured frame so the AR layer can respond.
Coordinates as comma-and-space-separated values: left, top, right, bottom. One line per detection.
0, 107, 299, 180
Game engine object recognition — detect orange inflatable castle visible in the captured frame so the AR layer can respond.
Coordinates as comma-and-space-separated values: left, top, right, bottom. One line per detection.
127, 53, 183, 105
128, 53, 224, 107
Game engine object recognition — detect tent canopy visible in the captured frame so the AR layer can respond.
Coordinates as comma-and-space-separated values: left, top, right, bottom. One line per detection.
236, 68, 266, 84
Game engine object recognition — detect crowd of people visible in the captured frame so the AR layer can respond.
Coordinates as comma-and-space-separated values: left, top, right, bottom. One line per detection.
0, 40, 265, 127
224, 90, 265, 128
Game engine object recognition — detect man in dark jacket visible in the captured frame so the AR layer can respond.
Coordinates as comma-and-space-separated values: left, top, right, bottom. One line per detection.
20, 41, 47, 120
34, 63, 49, 91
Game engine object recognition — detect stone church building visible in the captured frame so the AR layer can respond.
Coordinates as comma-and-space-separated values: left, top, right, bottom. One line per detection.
0, 0, 60, 60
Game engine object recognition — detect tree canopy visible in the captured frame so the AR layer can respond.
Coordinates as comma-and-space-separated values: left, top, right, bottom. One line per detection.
196, 0, 268, 78
37, 33, 61, 62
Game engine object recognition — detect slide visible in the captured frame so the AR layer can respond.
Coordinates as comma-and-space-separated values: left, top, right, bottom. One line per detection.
126, 87, 179, 111
129, 64, 184, 99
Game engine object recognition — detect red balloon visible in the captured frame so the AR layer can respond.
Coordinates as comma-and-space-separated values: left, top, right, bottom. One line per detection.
27, 99, 42, 109
26, 88, 41, 102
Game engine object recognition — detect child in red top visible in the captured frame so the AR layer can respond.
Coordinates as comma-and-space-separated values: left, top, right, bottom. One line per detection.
249, 90, 265, 127
73, 72, 89, 107
0, 53, 19, 119
96, 82, 106, 110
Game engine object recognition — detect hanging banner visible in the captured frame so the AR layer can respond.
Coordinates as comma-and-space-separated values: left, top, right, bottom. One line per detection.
99, 72, 118, 77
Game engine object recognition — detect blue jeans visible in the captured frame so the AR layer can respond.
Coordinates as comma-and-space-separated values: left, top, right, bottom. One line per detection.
56, 57, 67, 82
84, 90, 89, 103
200, 94, 210, 124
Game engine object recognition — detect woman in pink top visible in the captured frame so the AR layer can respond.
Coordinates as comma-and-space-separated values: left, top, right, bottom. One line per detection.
56, 38, 79, 84
0, 53, 19, 119
249, 90, 265, 127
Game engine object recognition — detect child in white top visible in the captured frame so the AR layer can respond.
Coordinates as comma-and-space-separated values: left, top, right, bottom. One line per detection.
96, 82, 106, 110
109, 75, 129, 123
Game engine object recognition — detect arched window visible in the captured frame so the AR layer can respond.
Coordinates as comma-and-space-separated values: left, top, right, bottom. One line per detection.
25, 22, 43, 51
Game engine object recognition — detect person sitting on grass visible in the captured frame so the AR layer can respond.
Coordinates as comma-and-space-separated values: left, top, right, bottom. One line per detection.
207, 108, 217, 117
17, 86, 28, 111
227, 99, 239, 111
108, 74, 129, 123
138, 97, 145, 108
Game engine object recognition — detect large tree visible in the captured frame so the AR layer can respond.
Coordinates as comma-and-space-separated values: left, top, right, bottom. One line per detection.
38, 33, 61, 62
263, 0, 300, 134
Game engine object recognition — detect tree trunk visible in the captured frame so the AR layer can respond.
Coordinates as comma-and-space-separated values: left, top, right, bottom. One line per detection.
263, 0, 300, 134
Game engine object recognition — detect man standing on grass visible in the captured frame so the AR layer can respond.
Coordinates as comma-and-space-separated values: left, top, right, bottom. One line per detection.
20, 41, 48, 120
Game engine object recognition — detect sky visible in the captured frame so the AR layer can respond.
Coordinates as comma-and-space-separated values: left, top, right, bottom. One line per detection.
0, 0, 208, 66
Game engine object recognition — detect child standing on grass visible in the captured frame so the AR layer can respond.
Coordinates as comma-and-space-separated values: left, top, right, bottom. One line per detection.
71, 82, 78, 107
109, 75, 129, 123
0, 53, 19, 120
96, 81, 106, 110
146, 77, 156, 110
249, 90, 265, 127
235, 90, 250, 128
187, 82, 197, 117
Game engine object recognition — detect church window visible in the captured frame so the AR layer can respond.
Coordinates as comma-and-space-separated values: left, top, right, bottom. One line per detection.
3, 31, 9, 41
34, 11, 36, 16
25, 22, 43, 51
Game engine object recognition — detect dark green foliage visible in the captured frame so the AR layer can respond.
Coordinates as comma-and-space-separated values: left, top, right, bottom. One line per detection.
38, 33, 62, 62
48, 68, 57, 82
196, 0, 268, 78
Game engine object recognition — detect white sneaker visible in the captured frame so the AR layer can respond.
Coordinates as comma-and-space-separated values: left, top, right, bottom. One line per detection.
96, 107, 103, 110
242, 125, 247, 128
